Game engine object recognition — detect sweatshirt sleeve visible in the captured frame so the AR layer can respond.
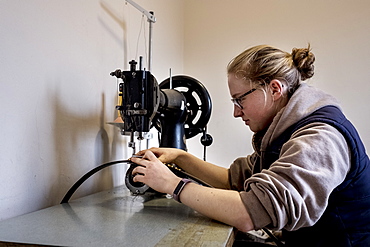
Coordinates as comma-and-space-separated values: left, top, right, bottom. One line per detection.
228, 154, 256, 191
239, 123, 351, 231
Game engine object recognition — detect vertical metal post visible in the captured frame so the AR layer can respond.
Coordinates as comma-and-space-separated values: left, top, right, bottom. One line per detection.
148, 11, 154, 72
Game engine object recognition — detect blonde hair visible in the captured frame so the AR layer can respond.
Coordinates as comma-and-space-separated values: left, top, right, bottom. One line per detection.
227, 44, 315, 96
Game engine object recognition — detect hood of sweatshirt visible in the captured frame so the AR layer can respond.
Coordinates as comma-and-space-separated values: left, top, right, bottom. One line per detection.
257, 83, 342, 151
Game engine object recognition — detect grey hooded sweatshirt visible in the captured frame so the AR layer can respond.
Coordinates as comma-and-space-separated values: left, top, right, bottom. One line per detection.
228, 83, 351, 231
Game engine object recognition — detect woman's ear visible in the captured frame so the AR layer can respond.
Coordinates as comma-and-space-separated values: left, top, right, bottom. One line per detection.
269, 79, 284, 101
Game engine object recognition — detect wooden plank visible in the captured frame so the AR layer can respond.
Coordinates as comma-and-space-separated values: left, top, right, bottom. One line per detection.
156, 216, 235, 247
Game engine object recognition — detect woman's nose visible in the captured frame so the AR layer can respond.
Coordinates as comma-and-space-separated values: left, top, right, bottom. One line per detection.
233, 105, 243, 118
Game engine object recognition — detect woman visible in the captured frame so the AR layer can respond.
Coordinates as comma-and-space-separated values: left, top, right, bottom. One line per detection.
131, 45, 370, 246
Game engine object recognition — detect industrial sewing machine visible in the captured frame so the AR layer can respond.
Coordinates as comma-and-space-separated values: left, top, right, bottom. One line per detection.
110, 58, 213, 195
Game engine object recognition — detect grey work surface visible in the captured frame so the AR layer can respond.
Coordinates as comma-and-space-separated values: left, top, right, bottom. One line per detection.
0, 186, 234, 247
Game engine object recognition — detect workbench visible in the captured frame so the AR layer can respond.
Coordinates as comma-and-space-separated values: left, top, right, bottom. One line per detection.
0, 186, 235, 246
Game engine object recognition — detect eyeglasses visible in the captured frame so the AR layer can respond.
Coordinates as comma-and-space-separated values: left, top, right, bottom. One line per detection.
231, 88, 257, 109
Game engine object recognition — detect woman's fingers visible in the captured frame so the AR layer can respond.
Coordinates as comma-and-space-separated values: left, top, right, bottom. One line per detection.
132, 165, 145, 182
131, 151, 158, 183
142, 150, 157, 160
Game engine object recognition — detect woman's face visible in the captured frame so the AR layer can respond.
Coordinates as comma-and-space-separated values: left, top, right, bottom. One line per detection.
228, 73, 281, 133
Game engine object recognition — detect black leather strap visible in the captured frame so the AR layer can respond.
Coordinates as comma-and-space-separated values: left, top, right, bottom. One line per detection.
172, 178, 192, 203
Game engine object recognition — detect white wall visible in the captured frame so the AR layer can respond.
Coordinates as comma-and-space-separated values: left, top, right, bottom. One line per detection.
0, 0, 184, 220
1, 0, 370, 221
183, 0, 370, 167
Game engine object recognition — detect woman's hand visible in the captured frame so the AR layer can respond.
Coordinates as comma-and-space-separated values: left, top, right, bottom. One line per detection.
131, 150, 181, 194
136, 147, 187, 164
135, 147, 229, 189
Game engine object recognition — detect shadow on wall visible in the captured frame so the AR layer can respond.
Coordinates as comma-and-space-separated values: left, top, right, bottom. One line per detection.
52, 90, 115, 203
99, 0, 128, 68
94, 93, 113, 192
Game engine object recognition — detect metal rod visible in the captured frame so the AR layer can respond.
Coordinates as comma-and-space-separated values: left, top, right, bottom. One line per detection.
148, 13, 154, 72
169, 68, 172, 89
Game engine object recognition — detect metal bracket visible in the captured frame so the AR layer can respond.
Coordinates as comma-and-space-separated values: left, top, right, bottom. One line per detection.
125, 0, 156, 23
125, 0, 156, 71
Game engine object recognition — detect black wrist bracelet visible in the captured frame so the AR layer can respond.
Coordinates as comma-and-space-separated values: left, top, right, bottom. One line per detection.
172, 178, 192, 203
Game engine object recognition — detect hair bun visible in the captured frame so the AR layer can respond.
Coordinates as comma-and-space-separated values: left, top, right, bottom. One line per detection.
292, 45, 315, 80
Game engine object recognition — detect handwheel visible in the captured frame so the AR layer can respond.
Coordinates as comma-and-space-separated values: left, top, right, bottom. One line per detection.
157, 75, 212, 139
